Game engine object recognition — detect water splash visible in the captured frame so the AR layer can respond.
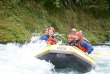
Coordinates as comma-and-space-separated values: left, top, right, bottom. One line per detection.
0, 36, 54, 74
0, 36, 110, 74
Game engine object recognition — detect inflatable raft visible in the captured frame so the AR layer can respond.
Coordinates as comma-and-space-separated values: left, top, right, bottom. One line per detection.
35, 45, 96, 73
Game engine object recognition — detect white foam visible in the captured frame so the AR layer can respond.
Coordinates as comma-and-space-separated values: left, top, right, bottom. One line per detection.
0, 35, 110, 74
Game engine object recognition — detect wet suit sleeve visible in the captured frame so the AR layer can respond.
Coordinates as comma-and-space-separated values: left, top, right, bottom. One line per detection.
66, 40, 72, 46
71, 40, 75, 46
66, 40, 75, 46
66, 40, 69, 45
81, 41, 94, 54
40, 35, 48, 41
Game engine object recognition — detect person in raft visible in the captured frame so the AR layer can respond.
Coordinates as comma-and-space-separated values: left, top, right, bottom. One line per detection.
73, 32, 94, 54
66, 34, 75, 46
44, 28, 49, 35
40, 28, 49, 39
33, 28, 49, 43
71, 28, 89, 43
40, 27, 56, 45
71, 28, 77, 35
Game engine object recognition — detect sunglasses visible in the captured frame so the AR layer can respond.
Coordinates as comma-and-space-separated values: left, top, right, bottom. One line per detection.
71, 31, 75, 32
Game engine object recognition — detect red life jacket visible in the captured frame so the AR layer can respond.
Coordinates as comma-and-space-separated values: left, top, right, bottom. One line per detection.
74, 40, 87, 52
46, 36, 56, 45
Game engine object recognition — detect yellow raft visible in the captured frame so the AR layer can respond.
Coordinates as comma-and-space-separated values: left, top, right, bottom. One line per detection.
35, 45, 96, 73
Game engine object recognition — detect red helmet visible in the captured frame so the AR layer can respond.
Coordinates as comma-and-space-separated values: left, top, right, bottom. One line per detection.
74, 32, 82, 40
45, 28, 49, 31
48, 27, 55, 32
67, 34, 74, 39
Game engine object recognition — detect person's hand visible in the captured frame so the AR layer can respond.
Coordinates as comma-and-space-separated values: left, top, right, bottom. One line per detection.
83, 38, 90, 43
47, 44, 51, 46
86, 52, 89, 56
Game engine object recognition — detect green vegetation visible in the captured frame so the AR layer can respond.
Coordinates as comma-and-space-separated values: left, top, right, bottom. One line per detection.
0, 0, 110, 43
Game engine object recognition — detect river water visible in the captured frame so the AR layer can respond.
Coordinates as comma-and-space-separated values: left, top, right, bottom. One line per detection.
0, 36, 110, 74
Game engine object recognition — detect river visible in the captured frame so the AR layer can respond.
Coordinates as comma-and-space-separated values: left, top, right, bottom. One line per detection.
0, 36, 110, 74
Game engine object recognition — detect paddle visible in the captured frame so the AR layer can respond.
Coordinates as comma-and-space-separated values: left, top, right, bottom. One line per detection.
95, 52, 110, 56
88, 56, 97, 62
93, 50, 110, 56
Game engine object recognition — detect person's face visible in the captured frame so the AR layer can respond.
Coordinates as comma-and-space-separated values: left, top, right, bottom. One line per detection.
68, 37, 73, 43
45, 30, 48, 35
71, 30, 76, 34
74, 35, 79, 40
48, 29, 54, 36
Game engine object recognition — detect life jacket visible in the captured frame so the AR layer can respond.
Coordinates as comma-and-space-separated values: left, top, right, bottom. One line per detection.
46, 36, 56, 45
74, 39, 87, 52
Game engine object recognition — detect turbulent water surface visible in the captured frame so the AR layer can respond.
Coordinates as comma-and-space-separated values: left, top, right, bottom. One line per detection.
0, 36, 110, 74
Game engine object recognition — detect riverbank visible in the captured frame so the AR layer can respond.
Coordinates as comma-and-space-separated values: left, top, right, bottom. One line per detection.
0, 0, 110, 44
